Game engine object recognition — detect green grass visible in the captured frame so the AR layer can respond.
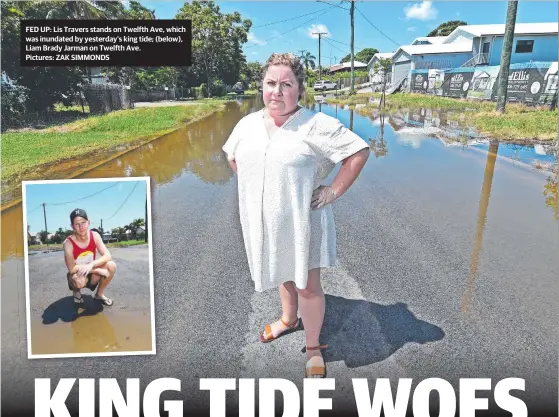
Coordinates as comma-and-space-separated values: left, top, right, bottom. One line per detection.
2, 103, 224, 183
107, 239, 147, 247
28, 239, 147, 251
54, 103, 90, 113
329, 93, 558, 142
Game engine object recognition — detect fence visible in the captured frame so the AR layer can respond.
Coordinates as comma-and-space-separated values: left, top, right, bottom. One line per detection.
404, 62, 558, 108
337, 76, 369, 89
82, 83, 133, 114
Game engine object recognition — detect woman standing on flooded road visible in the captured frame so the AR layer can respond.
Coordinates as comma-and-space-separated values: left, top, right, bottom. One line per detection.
222, 53, 369, 378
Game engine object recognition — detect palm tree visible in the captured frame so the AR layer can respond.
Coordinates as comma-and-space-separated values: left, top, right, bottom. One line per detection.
125, 218, 145, 239
300, 52, 316, 70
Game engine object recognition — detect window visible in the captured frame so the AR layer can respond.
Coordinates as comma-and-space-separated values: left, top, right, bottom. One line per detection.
515, 40, 534, 53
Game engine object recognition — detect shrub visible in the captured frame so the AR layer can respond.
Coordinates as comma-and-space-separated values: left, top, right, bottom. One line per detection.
1, 80, 29, 129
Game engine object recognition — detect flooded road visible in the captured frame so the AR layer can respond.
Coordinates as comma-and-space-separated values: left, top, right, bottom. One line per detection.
2, 98, 558, 414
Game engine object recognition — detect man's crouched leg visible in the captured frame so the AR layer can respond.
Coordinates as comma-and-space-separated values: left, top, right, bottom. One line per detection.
94, 260, 116, 306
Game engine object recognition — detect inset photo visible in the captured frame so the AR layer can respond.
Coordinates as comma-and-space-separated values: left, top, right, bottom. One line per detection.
22, 177, 155, 358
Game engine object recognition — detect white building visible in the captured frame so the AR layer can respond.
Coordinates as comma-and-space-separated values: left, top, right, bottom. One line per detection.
367, 52, 395, 86
389, 22, 558, 87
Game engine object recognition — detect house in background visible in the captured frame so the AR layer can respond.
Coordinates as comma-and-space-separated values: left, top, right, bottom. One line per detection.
390, 42, 473, 83
443, 22, 558, 67
27, 232, 41, 245
389, 22, 558, 88
367, 52, 395, 86
329, 60, 368, 73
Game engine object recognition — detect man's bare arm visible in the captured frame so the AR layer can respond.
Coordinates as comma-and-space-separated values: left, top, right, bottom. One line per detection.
63, 240, 78, 274
92, 232, 112, 267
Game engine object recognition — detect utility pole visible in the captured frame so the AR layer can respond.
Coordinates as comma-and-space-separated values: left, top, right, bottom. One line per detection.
42, 203, 48, 247
495, 0, 518, 113
100, 219, 103, 235
313, 31, 328, 79
350, 0, 355, 94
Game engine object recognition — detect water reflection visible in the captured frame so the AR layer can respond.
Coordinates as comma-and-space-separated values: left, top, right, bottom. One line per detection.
2, 100, 556, 261
461, 141, 499, 314
81, 101, 260, 187
369, 114, 388, 158
544, 173, 558, 221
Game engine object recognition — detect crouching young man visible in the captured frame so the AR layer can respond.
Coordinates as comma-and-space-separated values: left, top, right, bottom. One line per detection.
64, 208, 116, 306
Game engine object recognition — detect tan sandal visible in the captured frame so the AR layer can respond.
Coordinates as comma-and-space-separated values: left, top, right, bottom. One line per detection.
259, 317, 300, 343
305, 345, 328, 378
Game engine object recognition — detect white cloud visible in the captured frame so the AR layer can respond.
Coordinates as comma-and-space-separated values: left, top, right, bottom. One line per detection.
251, 51, 258, 55
404, 1, 438, 20
407, 26, 417, 32
307, 24, 331, 39
247, 32, 266, 46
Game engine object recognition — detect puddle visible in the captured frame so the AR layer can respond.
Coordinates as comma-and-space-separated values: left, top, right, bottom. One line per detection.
31, 310, 152, 356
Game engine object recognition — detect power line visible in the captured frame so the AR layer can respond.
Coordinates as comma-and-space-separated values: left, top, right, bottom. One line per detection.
245, 8, 332, 49
252, 7, 332, 28
329, 38, 350, 47
316, 0, 349, 11
102, 181, 140, 221
28, 204, 43, 214
355, 6, 401, 47
46, 182, 119, 206
324, 38, 348, 55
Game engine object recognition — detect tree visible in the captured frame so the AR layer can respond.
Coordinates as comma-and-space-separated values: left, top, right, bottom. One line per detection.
427, 20, 467, 37
125, 1, 155, 19
1, 2, 84, 112
341, 48, 379, 64
372, 58, 392, 109
38, 231, 48, 244
175, 1, 251, 96
240, 61, 263, 88
300, 52, 317, 70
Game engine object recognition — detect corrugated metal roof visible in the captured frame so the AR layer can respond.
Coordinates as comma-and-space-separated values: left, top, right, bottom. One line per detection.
330, 60, 367, 72
367, 52, 394, 65
454, 22, 558, 37
399, 41, 473, 56
412, 36, 448, 44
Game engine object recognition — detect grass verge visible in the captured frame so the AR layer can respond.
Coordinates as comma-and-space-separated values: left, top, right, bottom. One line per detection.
2, 102, 224, 185
328, 93, 558, 142
28, 239, 147, 252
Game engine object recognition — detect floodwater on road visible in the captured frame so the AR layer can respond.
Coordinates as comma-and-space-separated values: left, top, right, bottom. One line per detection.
30, 310, 152, 356
2, 98, 556, 261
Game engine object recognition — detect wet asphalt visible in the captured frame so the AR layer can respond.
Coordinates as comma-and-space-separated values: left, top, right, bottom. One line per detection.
1, 102, 558, 416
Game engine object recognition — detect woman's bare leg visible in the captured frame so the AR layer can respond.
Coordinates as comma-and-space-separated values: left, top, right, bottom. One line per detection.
296, 268, 325, 362
264, 281, 299, 338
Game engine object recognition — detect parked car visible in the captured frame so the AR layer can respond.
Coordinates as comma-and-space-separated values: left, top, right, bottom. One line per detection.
233, 82, 244, 94
313, 80, 337, 91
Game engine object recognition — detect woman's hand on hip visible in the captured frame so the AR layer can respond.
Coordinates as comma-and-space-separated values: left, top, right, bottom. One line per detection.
311, 185, 338, 210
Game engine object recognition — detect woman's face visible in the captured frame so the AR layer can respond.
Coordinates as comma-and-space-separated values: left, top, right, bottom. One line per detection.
262, 64, 300, 116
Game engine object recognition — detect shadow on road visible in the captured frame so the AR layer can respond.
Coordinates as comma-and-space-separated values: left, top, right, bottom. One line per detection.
42, 295, 104, 324
315, 295, 445, 368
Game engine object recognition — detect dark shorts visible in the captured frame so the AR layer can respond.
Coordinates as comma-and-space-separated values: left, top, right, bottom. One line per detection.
67, 272, 99, 292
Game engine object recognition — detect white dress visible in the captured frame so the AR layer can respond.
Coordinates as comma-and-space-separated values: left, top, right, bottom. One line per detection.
223, 107, 369, 292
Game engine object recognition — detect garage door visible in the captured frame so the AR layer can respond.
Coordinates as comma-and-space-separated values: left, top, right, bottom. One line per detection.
393, 60, 412, 83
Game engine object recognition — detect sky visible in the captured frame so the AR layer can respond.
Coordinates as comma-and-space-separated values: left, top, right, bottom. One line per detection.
141, 1, 558, 66
24, 179, 148, 234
